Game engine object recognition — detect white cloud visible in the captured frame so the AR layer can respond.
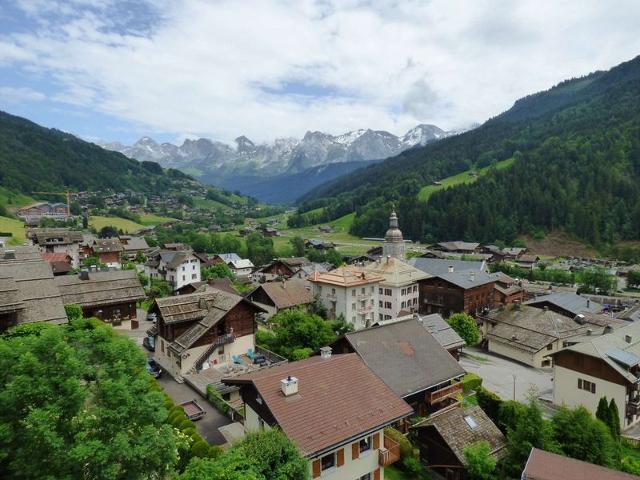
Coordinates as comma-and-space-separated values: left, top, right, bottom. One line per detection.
0, 86, 46, 103
3, 0, 640, 143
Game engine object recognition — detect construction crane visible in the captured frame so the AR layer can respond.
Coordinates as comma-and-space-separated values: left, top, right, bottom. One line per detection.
31, 189, 73, 217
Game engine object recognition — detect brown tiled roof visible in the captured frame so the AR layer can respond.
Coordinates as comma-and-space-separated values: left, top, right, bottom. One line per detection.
91, 238, 123, 253
414, 405, 507, 464
308, 265, 383, 287
254, 279, 314, 310
522, 448, 639, 480
41, 252, 72, 264
224, 353, 413, 457
55, 270, 145, 308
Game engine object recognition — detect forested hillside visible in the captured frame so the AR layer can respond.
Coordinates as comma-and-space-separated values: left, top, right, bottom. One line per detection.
0, 111, 192, 195
301, 55, 640, 247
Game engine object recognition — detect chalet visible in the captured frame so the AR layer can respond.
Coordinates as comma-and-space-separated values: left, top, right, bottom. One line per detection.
175, 277, 238, 296
119, 235, 150, 261
84, 237, 123, 269
309, 266, 384, 330
514, 254, 540, 269
29, 228, 83, 268
332, 318, 465, 417
306, 239, 336, 251
417, 268, 496, 317
145, 249, 201, 291
246, 279, 315, 319
492, 271, 526, 305
150, 288, 264, 380
363, 256, 430, 321
41, 252, 73, 276
551, 321, 640, 430
227, 258, 254, 278
163, 242, 189, 251
260, 226, 278, 237
257, 257, 310, 280
383, 313, 466, 359
0, 247, 67, 331
193, 252, 216, 268
524, 292, 602, 317
412, 405, 507, 480
434, 241, 480, 255
223, 351, 413, 480
318, 225, 333, 233
521, 448, 638, 480
211, 253, 241, 265
408, 258, 488, 277
291, 262, 332, 284
55, 270, 145, 327
482, 305, 627, 368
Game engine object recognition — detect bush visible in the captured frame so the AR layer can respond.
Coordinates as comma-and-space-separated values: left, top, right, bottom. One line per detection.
207, 385, 231, 415
476, 387, 503, 427
179, 419, 196, 431
401, 457, 423, 475
462, 373, 483, 393
208, 445, 223, 459
190, 440, 210, 458
384, 427, 417, 461
64, 304, 83, 321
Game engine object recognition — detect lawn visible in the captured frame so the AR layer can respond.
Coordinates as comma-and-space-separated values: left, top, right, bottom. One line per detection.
0, 216, 27, 245
139, 213, 176, 226
0, 187, 37, 211
90, 216, 144, 233
193, 197, 232, 211
417, 157, 515, 202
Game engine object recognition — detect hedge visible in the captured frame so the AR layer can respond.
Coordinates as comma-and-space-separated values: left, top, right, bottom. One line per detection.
461, 373, 483, 394
207, 384, 231, 415
384, 427, 417, 461
476, 386, 503, 427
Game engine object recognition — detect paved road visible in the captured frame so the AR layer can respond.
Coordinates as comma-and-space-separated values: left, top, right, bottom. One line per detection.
460, 348, 553, 402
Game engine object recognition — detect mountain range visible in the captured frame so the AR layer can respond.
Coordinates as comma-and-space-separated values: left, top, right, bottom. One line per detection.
300, 54, 640, 249
100, 124, 454, 203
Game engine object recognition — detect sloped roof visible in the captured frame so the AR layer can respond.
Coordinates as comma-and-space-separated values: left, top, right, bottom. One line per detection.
437, 241, 480, 252
91, 238, 123, 253
343, 318, 465, 397
154, 288, 243, 325
30, 228, 83, 245
309, 265, 384, 287
408, 258, 487, 277
41, 252, 72, 263
253, 279, 314, 310
414, 405, 507, 464
159, 250, 195, 269
435, 270, 496, 289
298, 262, 331, 277
0, 254, 67, 324
120, 236, 149, 252
363, 256, 430, 287
229, 258, 254, 269
224, 354, 413, 457
216, 253, 241, 263
524, 292, 602, 316
55, 270, 145, 308
1, 246, 42, 261
522, 448, 638, 480
417, 313, 466, 350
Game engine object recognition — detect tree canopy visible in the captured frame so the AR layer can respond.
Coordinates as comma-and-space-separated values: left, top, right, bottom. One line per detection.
447, 313, 480, 346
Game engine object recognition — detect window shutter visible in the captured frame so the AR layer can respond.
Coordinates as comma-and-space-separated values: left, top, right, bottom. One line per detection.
373, 432, 380, 450
337, 448, 344, 467
312, 460, 321, 478
374, 468, 381, 480
352, 442, 360, 460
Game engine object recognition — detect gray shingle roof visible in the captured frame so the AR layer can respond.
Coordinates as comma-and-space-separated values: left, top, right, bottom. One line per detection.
408, 258, 487, 277
524, 292, 602, 316
343, 318, 465, 397
436, 269, 496, 289
55, 270, 145, 308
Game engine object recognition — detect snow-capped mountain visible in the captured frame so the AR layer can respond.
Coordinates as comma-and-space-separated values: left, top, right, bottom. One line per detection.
99, 124, 455, 202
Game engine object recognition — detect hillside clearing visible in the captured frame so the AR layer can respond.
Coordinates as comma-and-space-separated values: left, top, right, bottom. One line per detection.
519, 231, 597, 258
0, 188, 37, 211
139, 213, 176, 226
0, 216, 27, 245
89, 216, 144, 233
417, 157, 515, 202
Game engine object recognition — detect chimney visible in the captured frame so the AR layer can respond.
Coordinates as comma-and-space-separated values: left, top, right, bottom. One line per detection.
3, 250, 16, 260
469, 271, 475, 281
320, 346, 332, 360
626, 334, 633, 344
386, 255, 391, 263
448, 265, 454, 273
79, 269, 90, 281
281, 375, 299, 397
587, 299, 590, 308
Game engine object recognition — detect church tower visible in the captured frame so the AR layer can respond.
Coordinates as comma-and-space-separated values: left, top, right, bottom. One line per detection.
382, 209, 405, 260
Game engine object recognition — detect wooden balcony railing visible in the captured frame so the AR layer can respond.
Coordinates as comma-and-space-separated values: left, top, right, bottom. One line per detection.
428, 382, 463, 404
379, 435, 401, 467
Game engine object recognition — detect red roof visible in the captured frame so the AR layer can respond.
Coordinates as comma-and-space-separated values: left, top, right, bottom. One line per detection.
41, 252, 72, 264
225, 353, 412, 457
522, 448, 639, 480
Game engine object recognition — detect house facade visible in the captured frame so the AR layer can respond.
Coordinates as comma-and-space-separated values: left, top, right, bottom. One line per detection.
29, 228, 83, 268
84, 237, 123, 269
552, 321, 640, 430
309, 266, 383, 330
224, 352, 413, 480
145, 249, 201, 291
151, 288, 262, 380
245, 279, 315, 320
18, 202, 69, 224
363, 256, 429, 321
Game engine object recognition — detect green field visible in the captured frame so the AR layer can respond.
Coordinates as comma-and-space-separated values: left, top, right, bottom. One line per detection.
0, 187, 37, 211
0, 216, 27, 246
90, 216, 144, 233
417, 157, 515, 202
193, 197, 233, 211
139, 213, 176, 226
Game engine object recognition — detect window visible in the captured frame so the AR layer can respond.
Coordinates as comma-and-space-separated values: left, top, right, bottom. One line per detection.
413, 285, 418, 293
320, 452, 336, 473
370, 286, 374, 293
379, 301, 383, 308
379, 288, 383, 294
192, 274, 197, 279
352, 289, 356, 297
359, 436, 372, 453
385, 302, 392, 309
182, 266, 185, 271
401, 288, 406, 296
332, 288, 336, 295
258, 417, 265, 431
546, 344, 553, 351
578, 378, 596, 394
361, 287, 365, 294
379, 314, 383, 321
385, 288, 392, 296
182, 275, 185, 281
352, 303, 356, 310
401, 301, 406, 308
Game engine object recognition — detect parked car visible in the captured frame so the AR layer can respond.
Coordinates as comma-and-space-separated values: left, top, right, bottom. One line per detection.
179, 399, 207, 421
146, 359, 162, 378
143, 336, 155, 352
146, 312, 157, 322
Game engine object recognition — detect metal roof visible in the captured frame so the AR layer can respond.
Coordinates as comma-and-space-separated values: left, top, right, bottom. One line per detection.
606, 348, 640, 368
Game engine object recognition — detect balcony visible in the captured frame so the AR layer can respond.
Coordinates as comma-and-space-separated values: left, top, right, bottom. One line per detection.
357, 305, 373, 314
357, 293, 372, 301
378, 435, 401, 467
627, 397, 640, 416
428, 382, 463, 404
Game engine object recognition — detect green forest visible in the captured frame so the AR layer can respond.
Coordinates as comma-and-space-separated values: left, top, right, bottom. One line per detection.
300, 55, 640, 248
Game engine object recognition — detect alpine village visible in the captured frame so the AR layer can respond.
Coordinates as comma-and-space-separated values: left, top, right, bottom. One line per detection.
2, 3, 640, 480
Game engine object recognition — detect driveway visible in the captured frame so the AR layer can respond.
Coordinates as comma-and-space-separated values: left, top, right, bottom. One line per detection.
460, 348, 553, 402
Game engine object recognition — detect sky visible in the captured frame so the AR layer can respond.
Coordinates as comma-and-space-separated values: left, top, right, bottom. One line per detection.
1, 0, 639, 146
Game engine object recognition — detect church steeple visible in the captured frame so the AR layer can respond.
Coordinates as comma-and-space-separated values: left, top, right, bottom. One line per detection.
383, 209, 405, 259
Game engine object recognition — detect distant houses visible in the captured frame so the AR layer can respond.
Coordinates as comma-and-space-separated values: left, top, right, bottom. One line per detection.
17, 202, 70, 224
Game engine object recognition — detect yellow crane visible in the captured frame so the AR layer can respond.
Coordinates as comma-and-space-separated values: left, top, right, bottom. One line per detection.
31, 190, 73, 217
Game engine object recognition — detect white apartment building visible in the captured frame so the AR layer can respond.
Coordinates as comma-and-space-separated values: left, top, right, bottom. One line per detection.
145, 249, 201, 291
309, 266, 384, 330
363, 256, 430, 321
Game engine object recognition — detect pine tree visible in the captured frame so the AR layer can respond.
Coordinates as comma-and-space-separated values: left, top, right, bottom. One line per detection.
609, 398, 621, 439
596, 397, 610, 424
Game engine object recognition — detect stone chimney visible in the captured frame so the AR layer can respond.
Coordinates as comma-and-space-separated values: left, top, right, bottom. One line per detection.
281, 375, 299, 397
320, 346, 332, 360
469, 271, 475, 281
